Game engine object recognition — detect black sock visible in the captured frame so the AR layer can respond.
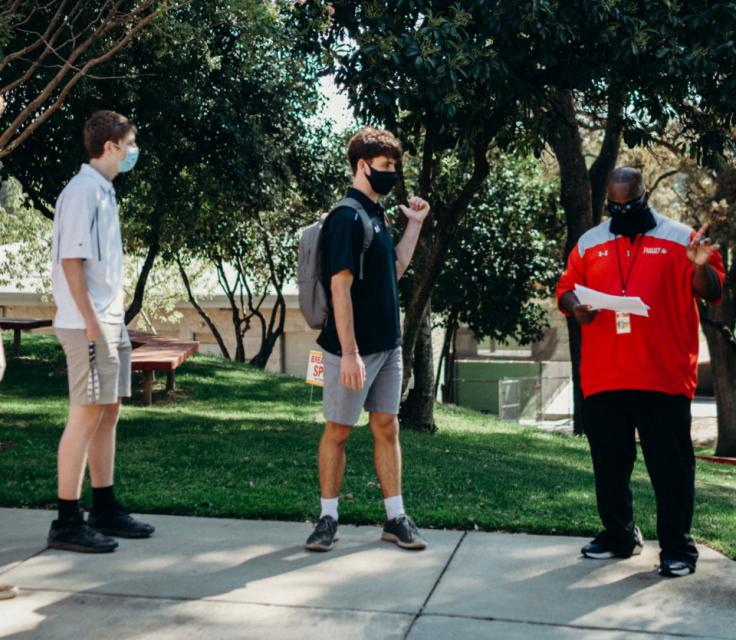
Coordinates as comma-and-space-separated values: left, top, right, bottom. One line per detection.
91, 485, 119, 514
57, 498, 83, 525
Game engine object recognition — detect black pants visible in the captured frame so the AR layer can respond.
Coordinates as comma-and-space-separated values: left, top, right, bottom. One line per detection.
583, 390, 698, 565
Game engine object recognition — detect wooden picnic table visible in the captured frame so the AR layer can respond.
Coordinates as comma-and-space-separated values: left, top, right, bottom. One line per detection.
0, 318, 53, 356
129, 330, 199, 405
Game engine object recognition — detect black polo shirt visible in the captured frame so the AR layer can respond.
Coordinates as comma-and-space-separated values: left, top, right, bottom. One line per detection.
317, 187, 402, 356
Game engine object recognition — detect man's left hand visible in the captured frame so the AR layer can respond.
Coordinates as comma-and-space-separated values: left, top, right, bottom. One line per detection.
687, 222, 720, 267
399, 196, 430, 224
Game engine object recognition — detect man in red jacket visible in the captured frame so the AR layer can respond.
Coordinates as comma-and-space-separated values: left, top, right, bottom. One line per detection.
557, 167, 724, 578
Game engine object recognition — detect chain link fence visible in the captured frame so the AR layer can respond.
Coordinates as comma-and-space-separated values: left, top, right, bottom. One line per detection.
498, 375, 573, 425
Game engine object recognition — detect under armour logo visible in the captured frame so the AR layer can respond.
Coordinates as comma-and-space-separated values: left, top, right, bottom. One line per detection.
598, 250, 608, 257
374, 224, 381, 233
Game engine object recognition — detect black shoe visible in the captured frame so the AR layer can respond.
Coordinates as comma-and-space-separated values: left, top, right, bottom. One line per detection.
305, 515, 339, 552
47, 520, 119, 553
582, 526, 643, 559
381, 515, 427, 550
659, 558, 695, 577
87, 508, 155, 539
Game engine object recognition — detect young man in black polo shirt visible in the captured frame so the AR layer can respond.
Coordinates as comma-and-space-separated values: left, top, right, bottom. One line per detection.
305, 127, 430, 552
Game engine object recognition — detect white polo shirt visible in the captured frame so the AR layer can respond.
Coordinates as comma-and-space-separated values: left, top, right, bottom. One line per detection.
51, 164, 125, 329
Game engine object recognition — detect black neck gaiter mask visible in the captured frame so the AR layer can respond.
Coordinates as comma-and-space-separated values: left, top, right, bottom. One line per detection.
609, 202, 656, 240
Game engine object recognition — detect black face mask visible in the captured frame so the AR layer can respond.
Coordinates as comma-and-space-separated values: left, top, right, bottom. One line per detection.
365, 164, 398, 196
608, 194, 656, 239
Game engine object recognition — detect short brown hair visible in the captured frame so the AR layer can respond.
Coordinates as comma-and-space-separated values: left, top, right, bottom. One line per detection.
347, 127, 402, 174
83, 110, 137, 159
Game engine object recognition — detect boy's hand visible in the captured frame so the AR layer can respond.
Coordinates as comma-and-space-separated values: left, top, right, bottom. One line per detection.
399, 197, 430, 224
341, 353, 366, 391
85, 315, 101, 343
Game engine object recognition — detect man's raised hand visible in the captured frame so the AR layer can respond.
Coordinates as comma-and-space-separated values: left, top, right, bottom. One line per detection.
399, 196, 430, 224
687, 222, 720, 267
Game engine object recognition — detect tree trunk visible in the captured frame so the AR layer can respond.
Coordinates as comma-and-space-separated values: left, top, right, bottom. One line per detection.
400, 300, 437, 433
547, 90, 594, 258
547, 90, 594, 434
700, 287, 736, 456
399, 217, 435, 432
177, 256, 231, 360
250, 292, 286, 369
566, 316, 585, 434
435, 310, 458, 401
399, 133, 494, 432
547, 89, 624, 434
588, 90, 625, 224
248, 219, 288, 369
228, 293, 246, 363
124, 238, 160, 326
444, 323, 457, 405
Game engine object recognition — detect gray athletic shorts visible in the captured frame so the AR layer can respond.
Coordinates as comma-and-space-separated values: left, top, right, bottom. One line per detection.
323, 347, 403, 426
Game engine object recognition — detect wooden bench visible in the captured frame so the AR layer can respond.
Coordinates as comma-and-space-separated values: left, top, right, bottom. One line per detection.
0, 318, 53, 356
129, 331, 199, 406
696, 455, 736, 466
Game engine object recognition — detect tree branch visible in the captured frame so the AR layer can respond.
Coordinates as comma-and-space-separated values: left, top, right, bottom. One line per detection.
0, 0, 69, 76
124, 232, 160, 325
589, 88, 626, 224
649, 169, 679, 195
0, 0, 192, 158
176, 254, 231, 360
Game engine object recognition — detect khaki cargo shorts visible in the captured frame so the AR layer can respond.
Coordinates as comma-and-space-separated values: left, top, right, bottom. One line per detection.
56, 322, 132, 406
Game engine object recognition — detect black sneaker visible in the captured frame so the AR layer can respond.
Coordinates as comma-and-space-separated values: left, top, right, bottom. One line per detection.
659, 558, 695, 577
87, 508, 155, 539
305, 515, 339, 552
381, 515, 427, 550
47, 520, 119, 553
582, 526, 644, 559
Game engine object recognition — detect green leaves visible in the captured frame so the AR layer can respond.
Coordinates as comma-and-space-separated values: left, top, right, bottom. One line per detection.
430, 152, 564, 344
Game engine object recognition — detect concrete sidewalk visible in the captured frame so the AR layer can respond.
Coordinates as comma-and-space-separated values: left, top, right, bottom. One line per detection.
0, 508, 733, 639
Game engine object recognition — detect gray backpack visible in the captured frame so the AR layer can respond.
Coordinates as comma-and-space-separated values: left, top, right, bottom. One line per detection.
298, 197, 374, 330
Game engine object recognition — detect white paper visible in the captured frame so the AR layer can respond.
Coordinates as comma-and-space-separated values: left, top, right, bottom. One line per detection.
574, 284, 650, 317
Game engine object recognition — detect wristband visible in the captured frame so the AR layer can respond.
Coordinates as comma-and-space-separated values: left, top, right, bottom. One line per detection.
343, 349, 360, 356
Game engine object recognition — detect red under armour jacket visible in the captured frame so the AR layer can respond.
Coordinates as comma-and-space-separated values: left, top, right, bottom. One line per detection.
556, 212, 725, 399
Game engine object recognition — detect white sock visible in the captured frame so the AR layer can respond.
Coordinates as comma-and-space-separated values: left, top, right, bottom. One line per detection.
384, 495, 405, 520
320, 497, 339, 521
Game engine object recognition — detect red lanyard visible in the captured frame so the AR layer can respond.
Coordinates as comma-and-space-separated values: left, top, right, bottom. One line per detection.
614, 234, 645, 295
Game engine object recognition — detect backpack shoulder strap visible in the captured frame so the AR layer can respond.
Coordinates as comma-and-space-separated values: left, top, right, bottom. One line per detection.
329, 197, 374, 280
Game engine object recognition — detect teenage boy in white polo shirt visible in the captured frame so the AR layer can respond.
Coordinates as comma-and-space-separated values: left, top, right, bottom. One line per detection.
49, 110, 154, 553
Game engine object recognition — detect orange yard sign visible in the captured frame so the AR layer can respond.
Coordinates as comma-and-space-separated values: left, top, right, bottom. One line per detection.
306, 350, 324, 387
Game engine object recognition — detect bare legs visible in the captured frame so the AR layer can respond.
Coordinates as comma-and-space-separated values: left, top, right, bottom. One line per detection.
317, 412, 401, 500
57, 401, 121, 499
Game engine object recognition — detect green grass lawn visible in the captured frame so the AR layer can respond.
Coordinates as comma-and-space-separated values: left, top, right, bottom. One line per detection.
1, 335, 734, 558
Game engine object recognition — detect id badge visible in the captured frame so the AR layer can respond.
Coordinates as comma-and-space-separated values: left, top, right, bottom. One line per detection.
615, 312, 632, 335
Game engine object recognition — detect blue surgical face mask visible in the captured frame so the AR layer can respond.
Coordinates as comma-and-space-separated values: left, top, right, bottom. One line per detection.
117, 145, 139, 173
